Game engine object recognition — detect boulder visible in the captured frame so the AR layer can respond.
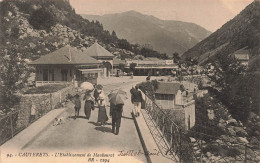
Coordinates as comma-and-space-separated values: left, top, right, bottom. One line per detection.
190, 137, 196, 143
218, 122, 226, 129
249, 112, 257, 119
4, 17, 10, 22
206, 152, 212, 157
8, 11, 13, 17
227, 118, 237, 125
29, 43, 36, 48
221, 135, 237, 143
216, 139, 224, 145
193, 146, 199, 150
249, 137, 259, 146
219, 118, 225, 123
254, 131, 260, 137
238, 137, 249, 144
256, 122, 260, 129
233, 126, 247, 137
26, 28, 33, 33
227, 127, 236, 136
52, 42, 58, 48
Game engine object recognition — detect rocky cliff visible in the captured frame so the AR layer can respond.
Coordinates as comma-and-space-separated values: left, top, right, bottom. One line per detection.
0, 0, 140, 63
181, 0, 260, 66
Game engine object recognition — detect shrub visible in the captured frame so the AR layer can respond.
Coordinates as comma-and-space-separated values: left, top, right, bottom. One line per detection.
137, 80, 158, 98
54, 102, 63, 109
24, 84, 68, 94
29, 8, 56, 31
202, 144, 241, 157
66, 93, 73, 101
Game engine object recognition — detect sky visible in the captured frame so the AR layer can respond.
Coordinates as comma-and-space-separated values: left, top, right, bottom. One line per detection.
70, 0, 253, 32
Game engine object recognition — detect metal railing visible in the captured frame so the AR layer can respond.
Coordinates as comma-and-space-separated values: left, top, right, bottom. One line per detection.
142, 92, 181, 162
36, 81, 72, 87
0, 107, 25, 145
141, 91, 260, 163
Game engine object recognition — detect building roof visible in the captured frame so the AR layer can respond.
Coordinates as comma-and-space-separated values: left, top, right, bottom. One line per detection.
29, 45, 100, 65
84, 42, 114, 58
113, 58, 126, 66
126, 59, 174, 66
234, 54, 249, 60
234, 48, 250, 60
143, 57, 161, 61
155, 82, 181, 95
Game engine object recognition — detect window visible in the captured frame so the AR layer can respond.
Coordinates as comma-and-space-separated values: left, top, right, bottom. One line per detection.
49, 69, 54, 81
43, 69, 48, 81
61, 69, 68, 81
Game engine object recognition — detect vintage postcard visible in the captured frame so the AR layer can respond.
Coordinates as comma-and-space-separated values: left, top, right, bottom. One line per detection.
0, 0, 259, 163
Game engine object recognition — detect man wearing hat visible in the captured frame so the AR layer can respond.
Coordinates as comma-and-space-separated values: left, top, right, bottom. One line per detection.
131, 85, 143, 117
110, 103, 124, 135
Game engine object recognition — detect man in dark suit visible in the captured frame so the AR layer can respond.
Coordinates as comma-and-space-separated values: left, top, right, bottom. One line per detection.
131, 86, 143, 117
110, 103, 124, 135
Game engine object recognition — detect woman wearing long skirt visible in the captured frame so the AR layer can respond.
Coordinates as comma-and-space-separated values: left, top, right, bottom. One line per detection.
97, 89, 108, 126
83, 90, 94, 120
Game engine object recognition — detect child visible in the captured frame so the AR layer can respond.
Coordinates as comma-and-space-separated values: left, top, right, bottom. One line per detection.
74, 94, 81, 119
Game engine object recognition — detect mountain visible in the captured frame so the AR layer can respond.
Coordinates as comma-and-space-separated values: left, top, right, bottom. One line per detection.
1, 0, 172, 64
1, 0, 150, 111
181, 0, 260, 65
82, 11, 211, 56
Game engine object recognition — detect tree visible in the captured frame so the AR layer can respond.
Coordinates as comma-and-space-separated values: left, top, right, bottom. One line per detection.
184, 57, 198, 66
111, 30, 118, 43
129, 63, 137, 73
118, 63, 125, 72
111, 30, 117, 38
172, 52, 180, 63
118, 39, 132, 51
180, 84, 186, 92
0, 46, 30, 112
29, 8, 56, 32
208, 54, 258, 122
209, 54, 246, 91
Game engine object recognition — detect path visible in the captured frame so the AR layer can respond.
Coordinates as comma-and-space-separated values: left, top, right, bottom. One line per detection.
13, 77, 147, 163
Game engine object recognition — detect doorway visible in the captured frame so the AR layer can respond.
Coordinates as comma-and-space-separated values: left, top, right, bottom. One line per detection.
43, 69, 48, 81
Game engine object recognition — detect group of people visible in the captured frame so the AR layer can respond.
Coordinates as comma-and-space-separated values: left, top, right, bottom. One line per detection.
72, 84, 144, 135
73, 84, 124, 135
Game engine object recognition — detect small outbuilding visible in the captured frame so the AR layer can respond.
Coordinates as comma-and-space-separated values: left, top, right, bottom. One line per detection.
84, 42, 114, 77
29, 45, 101, 87
155, 82, 195, 130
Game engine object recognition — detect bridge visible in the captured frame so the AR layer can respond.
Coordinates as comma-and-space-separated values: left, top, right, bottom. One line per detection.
1, 76, 258, 163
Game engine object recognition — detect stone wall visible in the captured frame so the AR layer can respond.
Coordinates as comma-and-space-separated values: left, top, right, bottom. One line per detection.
167, 100, 195, 130
16, 85, 76, 130
17, 94, 51, 129
183, 100, 195, 130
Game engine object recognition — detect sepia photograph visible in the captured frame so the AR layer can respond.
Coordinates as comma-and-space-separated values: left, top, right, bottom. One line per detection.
0, 0, 259, 162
